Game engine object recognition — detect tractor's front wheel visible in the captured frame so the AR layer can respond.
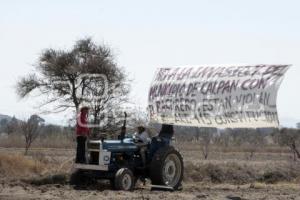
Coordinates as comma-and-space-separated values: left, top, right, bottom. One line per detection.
150, 146, 183, 190
114, 168, 135, 191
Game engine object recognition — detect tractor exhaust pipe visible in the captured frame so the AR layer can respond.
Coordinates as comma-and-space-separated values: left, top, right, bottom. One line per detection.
119, 112, 127, 141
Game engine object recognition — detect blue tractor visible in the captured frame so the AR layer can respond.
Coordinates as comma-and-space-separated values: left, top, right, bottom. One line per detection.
72, 113, 183, 191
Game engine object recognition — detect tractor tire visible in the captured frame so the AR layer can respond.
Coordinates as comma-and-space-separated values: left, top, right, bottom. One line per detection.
150, 146, 183, 190
114, 168, 135, 191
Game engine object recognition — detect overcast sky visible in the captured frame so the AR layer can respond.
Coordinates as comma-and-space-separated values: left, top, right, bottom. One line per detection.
0, 0, 299, 127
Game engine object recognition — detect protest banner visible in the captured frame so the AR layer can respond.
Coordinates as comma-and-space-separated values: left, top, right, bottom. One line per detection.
148, 65, 290, 128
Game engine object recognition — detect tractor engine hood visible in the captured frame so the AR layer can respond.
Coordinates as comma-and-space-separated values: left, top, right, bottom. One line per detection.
100, 138, 138, 152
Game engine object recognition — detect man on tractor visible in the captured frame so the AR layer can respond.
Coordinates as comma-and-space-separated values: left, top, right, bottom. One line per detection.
75, 106, 90, 163
133, 126, 150, 167
133, 126, 150, 143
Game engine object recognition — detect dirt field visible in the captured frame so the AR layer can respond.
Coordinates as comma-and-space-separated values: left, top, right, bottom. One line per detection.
1, 180, 300, 200
0, 145, 300, 200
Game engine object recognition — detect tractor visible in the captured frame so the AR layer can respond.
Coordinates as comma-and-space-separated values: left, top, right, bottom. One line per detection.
72, 112, 183, 191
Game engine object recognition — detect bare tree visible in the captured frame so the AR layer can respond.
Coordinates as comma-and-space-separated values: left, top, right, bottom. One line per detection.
19, 115, 44, 155
241, 129, 266, 160
16, 38, 128, 113
217, 129, 231, 148
16, 38, 129, 132
4, 116, 19, 135
195, 127, 216, 159
274, 128, 300, 161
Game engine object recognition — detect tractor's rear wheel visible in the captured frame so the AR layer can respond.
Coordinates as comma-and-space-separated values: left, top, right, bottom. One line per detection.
150, 146, 183, 190
114, 168, 135, 191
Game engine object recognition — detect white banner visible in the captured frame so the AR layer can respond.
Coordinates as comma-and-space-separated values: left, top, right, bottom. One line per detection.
148, 65, 290, 128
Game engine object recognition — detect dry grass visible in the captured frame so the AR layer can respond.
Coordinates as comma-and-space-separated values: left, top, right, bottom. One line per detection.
249, 182, 300, 190
1, 136, 300, 186
0, 153, 46, 178
184, 161, 300, 184
0, 133, 75, 149
175, 141, 292, 154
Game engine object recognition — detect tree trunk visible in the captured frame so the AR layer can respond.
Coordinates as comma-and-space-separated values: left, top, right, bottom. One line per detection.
202, 144, 209, 160
291, 142, 300, 160
24, 144, 30, 155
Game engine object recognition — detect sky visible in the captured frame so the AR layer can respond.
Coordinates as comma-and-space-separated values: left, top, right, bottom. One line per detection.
0, 0, 299, 127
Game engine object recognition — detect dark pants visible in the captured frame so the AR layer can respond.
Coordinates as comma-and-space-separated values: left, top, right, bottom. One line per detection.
76, 136, 87, 163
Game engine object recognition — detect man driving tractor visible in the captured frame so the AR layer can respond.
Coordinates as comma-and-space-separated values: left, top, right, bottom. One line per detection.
133, 126, 150, 167
134, 126, 150, 143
